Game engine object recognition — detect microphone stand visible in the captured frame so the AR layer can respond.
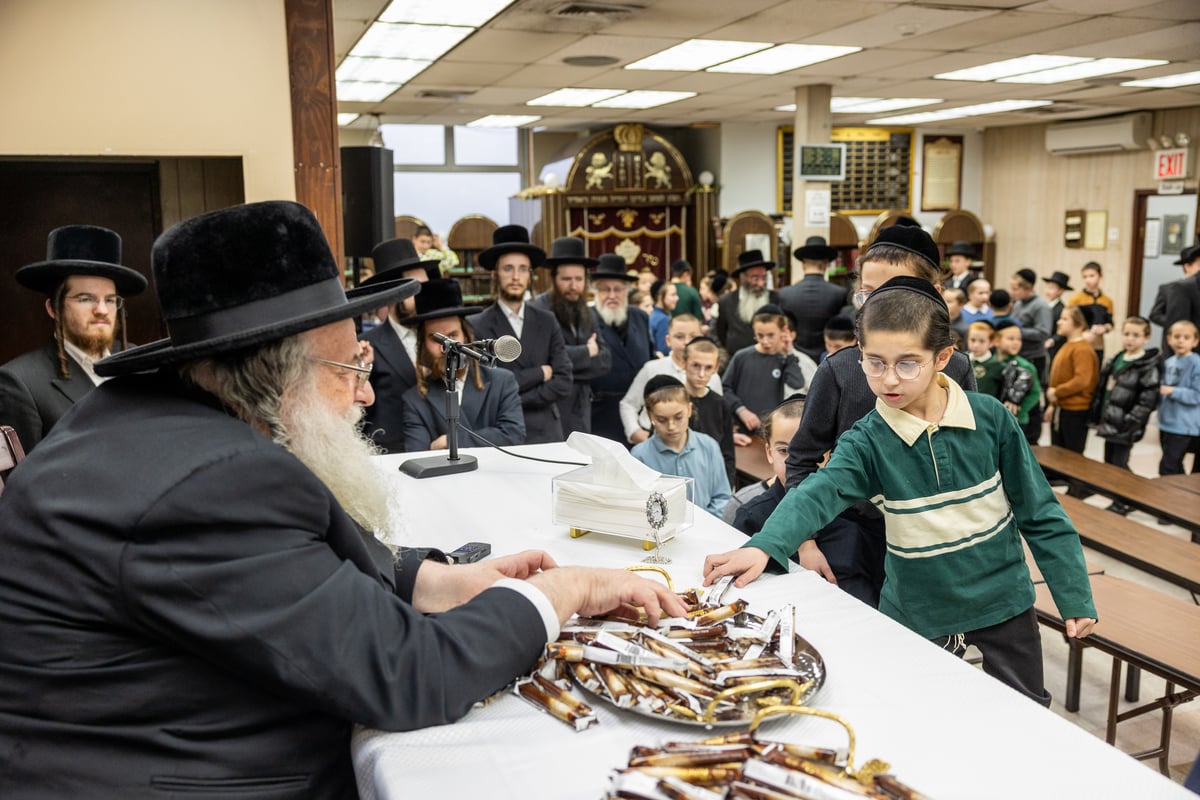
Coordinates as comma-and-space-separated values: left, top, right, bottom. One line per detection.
399, 343, 480, 479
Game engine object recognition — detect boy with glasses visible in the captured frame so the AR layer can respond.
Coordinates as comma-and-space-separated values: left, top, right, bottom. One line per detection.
0, 225, 146, 451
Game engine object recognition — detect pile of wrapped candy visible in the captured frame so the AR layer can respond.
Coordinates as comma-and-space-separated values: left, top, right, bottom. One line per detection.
513, 576, 825, 730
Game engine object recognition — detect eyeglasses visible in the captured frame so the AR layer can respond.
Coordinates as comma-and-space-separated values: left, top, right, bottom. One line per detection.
860, 357, 931, 381
312, 357, 373, 388
66, 293, 123, 310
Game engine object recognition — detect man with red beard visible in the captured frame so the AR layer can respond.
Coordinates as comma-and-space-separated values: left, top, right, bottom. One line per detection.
533, 236, 611, 436
589, 254, 654, 444
0, 224, 147, 451
472, 225, 572, 444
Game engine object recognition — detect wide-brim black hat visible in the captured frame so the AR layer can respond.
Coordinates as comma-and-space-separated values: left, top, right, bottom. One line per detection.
95, 201, 418, 377
792, 236, 837, 262
16, 225, 148, 296
478, 224, 546, 271
1174, 245, 1199, 266
946, 240, 975, 258
361, 237, 440, 288
733, 249, 774, 276
1041, 270, 1073, 290
865, 225, 940, 273
592, 253, 637, 282
544, 236, 598, 270
400, 278, 483, 325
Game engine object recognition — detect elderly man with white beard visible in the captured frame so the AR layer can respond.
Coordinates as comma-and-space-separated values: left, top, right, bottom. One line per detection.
0, 202, 686, 799
588, 253, 654, 444
713, 250, 780, 357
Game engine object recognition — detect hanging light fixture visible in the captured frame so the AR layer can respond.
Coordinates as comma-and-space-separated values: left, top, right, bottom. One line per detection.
367, 113, 385, 148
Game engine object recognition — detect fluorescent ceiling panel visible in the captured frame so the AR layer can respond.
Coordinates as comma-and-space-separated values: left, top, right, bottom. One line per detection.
337, 113, 360, 126
336, 56, 431, 84
466, 114, 541, 127
379, 0, 514, 27
707, 44, 861, 75
336, 81, 403, 102
526, 88, 628, 107
1121, 70, 1200, 88
349, 22, 473, 61
625, 40, 771, 72
868, 99, 1051, 125
774, 103, 797, 112
935, 54, 1088, 82
997, 57, 1168, 84
591, 91, 697, 109
834, 97, 942, 113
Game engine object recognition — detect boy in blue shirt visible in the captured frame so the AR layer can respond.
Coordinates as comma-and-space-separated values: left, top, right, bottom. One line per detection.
1158, 320, 1200, 478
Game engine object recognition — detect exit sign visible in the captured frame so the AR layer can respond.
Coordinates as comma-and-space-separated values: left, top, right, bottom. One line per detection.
1154, 148, 1190, 181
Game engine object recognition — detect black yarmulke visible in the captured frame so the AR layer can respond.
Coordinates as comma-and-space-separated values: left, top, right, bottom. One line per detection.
866, 225, 940, 272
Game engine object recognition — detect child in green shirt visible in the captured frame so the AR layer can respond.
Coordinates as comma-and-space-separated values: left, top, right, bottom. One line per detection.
994, 319, 1042, 427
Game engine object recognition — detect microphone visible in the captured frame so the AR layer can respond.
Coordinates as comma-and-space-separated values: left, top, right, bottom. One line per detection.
431, 333, 522, 364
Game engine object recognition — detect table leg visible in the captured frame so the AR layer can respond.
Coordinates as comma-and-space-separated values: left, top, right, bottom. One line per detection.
1125, 664, 1141, 703
1159, 682, 1175, 776
1106, 658, 1122, 745
1065, 639, 1084, 712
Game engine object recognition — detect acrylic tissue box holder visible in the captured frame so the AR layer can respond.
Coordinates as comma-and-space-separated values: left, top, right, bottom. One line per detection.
552, 465, 694, 551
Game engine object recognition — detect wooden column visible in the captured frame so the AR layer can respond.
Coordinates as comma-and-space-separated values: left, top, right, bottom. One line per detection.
284, 0, 343, 261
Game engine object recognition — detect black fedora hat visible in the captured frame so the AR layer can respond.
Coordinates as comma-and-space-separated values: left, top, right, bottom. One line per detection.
361, 237, 439, 288
478, 224, 546, 271
733, 249, 774, 277
543, 236, 598, 271
16, 225, 148, 296
946, 241, 975, 258
792, 236, 837, 262
1173, 245, 1199, 266
591, 253, 637, 282
94, 201, 418, 377
1041, 270, 1074, 290
865, 225, 940, 273
400, 278, 483, 325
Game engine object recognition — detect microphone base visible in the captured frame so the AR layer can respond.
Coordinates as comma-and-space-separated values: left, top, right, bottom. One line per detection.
398, 453, 479, 479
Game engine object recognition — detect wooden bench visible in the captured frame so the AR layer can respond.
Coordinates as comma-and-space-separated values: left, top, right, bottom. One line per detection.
1022, 539, 1103, 584
1033, 445, 1200, 542
1034, 575, 1200, 775
1056, 493, 1200, 601
1153, 472, 1200, 497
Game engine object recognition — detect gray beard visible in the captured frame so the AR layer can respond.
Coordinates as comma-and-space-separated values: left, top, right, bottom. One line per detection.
280, 384, 408, 549
596, 303, 628, 328
736, 286, 767, 323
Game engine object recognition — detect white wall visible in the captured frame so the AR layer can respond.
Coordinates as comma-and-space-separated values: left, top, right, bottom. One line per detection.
718, 123, 779, 216
0, 0, 296, 201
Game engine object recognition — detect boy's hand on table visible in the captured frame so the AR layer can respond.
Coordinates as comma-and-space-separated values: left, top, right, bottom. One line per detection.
703, 547, 769, 588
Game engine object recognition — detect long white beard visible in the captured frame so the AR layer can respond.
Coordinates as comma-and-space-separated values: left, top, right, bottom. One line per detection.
280, 387, 409, 548
737, 286, 767, 323
596, 303, 628, 327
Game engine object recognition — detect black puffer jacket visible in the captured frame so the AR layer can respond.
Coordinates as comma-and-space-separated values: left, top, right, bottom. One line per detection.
1090, 348, 1162, 444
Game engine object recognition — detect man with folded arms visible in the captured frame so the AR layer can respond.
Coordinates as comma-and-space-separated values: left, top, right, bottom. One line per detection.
0, 201, 684, 798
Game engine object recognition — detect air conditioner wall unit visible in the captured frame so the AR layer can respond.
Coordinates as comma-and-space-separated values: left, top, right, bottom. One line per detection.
1045, 112, 1152, 156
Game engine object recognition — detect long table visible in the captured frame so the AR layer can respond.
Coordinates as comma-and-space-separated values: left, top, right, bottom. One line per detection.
354, 444, 1192, 800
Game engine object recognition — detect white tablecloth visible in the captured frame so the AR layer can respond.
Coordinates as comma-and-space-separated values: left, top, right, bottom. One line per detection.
354, 444, 1190, 799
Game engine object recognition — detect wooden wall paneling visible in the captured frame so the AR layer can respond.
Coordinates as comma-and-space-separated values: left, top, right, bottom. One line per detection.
158, 159, 182, 230
202, 158, 245, 212
285, 0, 342, 261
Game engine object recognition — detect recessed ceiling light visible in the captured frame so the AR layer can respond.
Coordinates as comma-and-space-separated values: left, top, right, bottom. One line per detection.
466, 114, 542, 127
707, 44, 861, 75
563, 55, 621, 67
625, 40, 771, 72
336, 81, 404, 102
336, 56, 431, 84
1121, 70, 1200, 88
591, 91, 696, 109
378, 0, 514, 27
997, 57, 1167, 84
868, 99, 1051, 125
935, 55, 1088, 82
526, 88, 628, 107
337, 113, 361, 126
835, 97, 942, 113
349, 22, 473, 61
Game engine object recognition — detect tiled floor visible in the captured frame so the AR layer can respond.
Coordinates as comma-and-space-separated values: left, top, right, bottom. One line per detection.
1026, 418, 1198, 785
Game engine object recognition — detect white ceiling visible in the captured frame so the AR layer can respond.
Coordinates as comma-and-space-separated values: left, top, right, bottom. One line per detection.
332, 0, 1200, 130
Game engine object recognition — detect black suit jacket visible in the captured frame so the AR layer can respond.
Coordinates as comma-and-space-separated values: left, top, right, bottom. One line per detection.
401, 365, 525, 451
360, 322, 417, 453
778, 275, 849, 360
945, 271, 979, 291
0, 371, 546, 798
531, 295, 612, 436
714, 289, 779, 356
472, 302, 572, 444
1150, 273, 1200, 350
0, 342, 100, 452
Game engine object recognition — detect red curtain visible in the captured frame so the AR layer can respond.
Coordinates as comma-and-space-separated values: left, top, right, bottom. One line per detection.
569, 205, 685, 279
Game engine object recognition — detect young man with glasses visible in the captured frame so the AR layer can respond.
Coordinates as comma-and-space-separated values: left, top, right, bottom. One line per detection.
0, 224, 146, 451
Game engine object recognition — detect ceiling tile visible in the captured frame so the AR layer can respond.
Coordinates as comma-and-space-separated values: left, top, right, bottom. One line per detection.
806, 6, 1001, 48
704, 0, 888, 41
492, 63, 621, 87
1020, 0, 1171, 13
536, 34, 681, 67
793, 47, 942, 76
977, 15, 1171, 53
440, 28, 582, 64
885, 11, 1087, 52
408, 60, 522, 87
1058, 21, 1200, 60
1114, 0, 1200, 20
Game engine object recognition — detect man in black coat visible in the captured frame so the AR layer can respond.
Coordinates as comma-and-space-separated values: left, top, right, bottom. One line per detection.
472, 225, 572, 444
1150, 244, 1200, 352
778, 236, 847, 362
358, 237, 440, 453
590, 254, 653, 444
714, 250, 779, 357
533, 236, 611, 436
0, 225, 146, 451
0, 201, 683, 798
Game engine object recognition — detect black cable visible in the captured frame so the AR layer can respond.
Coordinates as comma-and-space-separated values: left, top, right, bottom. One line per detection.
456, 422, 588, 467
